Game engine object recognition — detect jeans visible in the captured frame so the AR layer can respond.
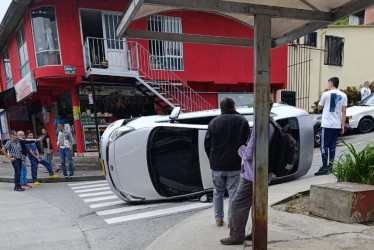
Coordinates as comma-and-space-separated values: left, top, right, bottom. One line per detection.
211, 170, 240, 222
43, 147, 58, 169
59, 148, 74, 176
20, 158, 27, 185
29, 157, 54, 182
320, 127, 340, 169
12, 158, 22, 188
229, 177, 253, 242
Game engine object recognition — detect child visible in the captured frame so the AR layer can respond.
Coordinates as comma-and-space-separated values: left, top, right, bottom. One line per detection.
25, 130, 58, 185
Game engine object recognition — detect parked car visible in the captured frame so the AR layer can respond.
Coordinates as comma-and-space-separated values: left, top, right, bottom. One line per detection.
346, 93, 374, 133
100, 103, 314, 203
311, 114, 351, 148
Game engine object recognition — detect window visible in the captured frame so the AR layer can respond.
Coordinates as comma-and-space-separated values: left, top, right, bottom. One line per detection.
16, 23, 30, 78
324, 36, 344, 66
1, 48, 13, 89
147, 15, 184, 71
304, 32, 317, 47
31, 6, 61, 67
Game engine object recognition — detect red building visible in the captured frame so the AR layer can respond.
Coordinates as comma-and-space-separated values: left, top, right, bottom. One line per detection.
0, 0, 287, 153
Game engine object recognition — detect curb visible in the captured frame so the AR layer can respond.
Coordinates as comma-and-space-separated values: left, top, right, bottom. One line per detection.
0, 175, 106, 183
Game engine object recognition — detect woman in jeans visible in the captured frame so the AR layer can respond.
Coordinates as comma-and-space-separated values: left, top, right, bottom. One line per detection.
42, 128, 61, 172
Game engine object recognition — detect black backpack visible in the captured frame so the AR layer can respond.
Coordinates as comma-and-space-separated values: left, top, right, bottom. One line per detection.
268, 119, 298, 177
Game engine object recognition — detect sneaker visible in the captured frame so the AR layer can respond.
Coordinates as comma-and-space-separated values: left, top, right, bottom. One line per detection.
216, 220, 224, 227
14, 186, 25, 191
314, 167, 330, 176
48, 174, 58, 179
68, 174, 74, 178
220, 237, 243, 245
21, 185, 32, 189
55, 166, 61, 172
33, 181, 41, 185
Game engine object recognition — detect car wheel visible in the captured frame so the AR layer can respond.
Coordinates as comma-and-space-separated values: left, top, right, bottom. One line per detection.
314, 127, 321, 148
358, 118, 374, 133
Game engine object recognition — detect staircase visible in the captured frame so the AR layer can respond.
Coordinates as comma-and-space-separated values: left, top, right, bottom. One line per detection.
127, 42, 214, 112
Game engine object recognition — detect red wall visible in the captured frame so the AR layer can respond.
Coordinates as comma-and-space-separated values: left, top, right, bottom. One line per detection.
129, 11, 287, 87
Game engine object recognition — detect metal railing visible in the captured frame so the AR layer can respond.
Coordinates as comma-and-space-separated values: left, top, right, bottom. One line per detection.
83, 37, 128, 71
127, 42, 213, 112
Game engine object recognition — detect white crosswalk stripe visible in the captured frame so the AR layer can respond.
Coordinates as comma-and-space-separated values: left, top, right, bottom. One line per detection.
105, 203, 212, 224
79, 191, 113, 197
67, 180, 108, 186
75, 187, 110, 193
68, 181, 212, 225
71, 183, 109, 190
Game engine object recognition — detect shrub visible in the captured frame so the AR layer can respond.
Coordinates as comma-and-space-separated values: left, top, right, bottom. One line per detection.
333, 141, 374, 185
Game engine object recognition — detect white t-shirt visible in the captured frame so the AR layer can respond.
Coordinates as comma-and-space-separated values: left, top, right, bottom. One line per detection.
319, 89, 348, 129
361, 87, 371, 101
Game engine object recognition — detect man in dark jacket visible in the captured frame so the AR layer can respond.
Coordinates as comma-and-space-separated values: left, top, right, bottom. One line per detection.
204, 97, 250, 227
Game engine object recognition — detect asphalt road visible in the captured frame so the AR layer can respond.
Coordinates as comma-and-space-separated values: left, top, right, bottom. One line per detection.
0, 130, 373, 249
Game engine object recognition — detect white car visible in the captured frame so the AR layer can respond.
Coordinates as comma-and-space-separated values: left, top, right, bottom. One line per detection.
100, 103, 314, 203
347, 93, 374, 133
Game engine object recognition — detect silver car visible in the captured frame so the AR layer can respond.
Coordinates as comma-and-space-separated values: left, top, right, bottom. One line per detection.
100, 103, 314, 203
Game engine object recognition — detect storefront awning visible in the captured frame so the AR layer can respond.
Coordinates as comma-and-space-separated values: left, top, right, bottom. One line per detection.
0, 88, 16, 109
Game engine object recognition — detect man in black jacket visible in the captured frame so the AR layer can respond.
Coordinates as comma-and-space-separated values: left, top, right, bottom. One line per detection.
204, 98, 250, 227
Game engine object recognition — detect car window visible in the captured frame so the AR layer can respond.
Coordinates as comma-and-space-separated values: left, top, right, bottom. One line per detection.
361, 94, 374, 106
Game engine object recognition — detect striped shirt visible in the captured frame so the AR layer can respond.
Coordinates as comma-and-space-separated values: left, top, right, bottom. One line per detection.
4, 139, 22, 159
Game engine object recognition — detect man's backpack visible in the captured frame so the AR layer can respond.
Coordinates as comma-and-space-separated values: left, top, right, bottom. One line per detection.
268, 119, 298, 177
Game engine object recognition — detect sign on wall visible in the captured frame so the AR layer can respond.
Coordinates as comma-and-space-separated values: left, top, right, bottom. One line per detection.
14, 72, 37, 102
64, 66, 76, 74
73, 106, 80, 120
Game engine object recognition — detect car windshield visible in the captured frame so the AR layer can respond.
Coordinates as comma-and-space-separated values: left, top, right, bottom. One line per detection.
360, 94, 374, 106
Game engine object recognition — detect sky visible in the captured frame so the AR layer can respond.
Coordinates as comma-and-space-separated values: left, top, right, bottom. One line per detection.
0, 0, 12, 25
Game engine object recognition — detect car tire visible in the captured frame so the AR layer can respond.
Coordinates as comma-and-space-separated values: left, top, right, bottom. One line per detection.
314, 127, 321, 148
358, 118, 374, 133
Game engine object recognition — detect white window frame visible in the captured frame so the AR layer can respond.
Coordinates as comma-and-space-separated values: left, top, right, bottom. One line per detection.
30, 5, 62, 67
2, 48, 13, 89
148, 15, 184, 71
16, 22, 30, 78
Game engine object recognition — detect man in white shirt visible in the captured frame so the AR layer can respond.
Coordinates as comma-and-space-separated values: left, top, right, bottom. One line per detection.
57, 123, 74, 178
315, 77, 347, 176
360, 81, 371, 101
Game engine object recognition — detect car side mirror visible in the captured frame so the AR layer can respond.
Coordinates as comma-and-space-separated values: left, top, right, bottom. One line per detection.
169, 107, 181, 123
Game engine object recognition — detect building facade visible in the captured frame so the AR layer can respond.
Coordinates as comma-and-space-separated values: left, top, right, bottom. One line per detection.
0, 0, 287, 153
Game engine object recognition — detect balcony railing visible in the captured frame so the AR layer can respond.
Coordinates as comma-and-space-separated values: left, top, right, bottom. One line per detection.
83, 37, 213, 112
83, 37, 137, 77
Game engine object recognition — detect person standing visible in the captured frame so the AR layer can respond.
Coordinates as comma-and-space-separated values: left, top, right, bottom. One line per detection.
25, 131, 58, 185
361, 81, 371, 101
220, 114, 276, 245
1, 131, 25, 191
204, 98, 250, 227
57, 123, 74, 178
315, 77, 347, 176
41, 128, 61, 172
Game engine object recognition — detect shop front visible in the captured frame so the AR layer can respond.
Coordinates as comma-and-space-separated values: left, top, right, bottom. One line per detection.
77, 84, 156, 151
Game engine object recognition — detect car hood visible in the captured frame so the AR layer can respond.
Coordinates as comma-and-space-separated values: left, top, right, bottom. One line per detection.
346, 105, 374, 116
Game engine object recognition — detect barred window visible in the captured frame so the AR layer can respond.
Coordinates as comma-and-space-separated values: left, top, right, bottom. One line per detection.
324, 36, 344, 66
147, 15, 184, 71
304, 32, 317, 47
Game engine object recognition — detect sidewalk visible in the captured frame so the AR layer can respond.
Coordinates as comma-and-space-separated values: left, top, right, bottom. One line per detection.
0, 187, 90, 250
146, 175, 374, 250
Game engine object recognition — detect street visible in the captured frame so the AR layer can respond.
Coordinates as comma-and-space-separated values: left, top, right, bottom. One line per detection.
0, 131, 373, 250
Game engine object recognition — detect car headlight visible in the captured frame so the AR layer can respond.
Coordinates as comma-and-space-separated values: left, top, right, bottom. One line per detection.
108, 126, 135, 143
347, 116, 352, 120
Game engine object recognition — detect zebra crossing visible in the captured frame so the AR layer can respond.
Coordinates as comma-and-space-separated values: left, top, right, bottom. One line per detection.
67, 180, 213, 225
